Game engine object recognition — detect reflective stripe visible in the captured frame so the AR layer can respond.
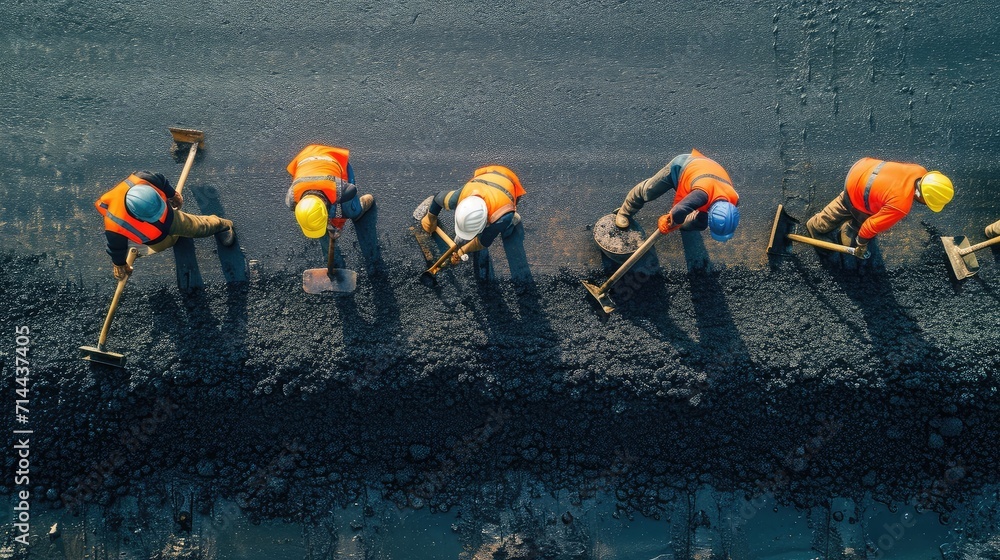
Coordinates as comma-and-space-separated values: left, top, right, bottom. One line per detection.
124, 177, 136, 187
489, 203, 515, 223
292, 175, 339, 187
689, 173, 733, 187
104, 210, 153, 243
863, 161, 886, 213
470, 178, 516, 203
297, 155, 335, 165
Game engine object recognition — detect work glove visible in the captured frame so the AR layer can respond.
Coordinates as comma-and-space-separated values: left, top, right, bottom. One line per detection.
113, 263, 133, 281
421, 213, 438, 234
450, 238, 483, 264
658, 213, 679, 235
853, 237, 870, 260
169, 193, 184, 209
327, 223, 343, 240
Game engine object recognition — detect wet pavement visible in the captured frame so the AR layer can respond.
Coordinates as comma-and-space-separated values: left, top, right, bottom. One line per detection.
2, 0, 1000, 557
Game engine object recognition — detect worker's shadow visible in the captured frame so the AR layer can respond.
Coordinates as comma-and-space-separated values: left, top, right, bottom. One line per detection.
678, 231, 753, 380
148, 284, 250, 384
463, 221, 533, 284
329, 216, 402, 390
466, 223, 560, 390
824, 248, 942, 377
348, 202, 385, 276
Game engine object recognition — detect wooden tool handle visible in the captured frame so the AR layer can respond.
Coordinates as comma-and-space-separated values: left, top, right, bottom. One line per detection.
98, 247, 139, 348
960, 234, 1000, 255
598, 229, 664, 293
787, 233, 857, 256
175, 141, 199, 195
326, 232, 337, 273
427, 243, 462, 275
434, 226, 455, 246
433, 227, 469, 261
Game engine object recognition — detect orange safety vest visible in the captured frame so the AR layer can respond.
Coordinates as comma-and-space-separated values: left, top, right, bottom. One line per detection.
845, 158, 925, 238
672, 149, 739, 211
95, 174, 170, 245
287, 145, 350, 205
456, 165, 526, 223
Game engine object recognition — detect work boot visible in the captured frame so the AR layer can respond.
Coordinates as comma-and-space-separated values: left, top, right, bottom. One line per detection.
986, 219, 1000, 239
357, 194, 375, 219
614, 208, 632, 229
216, 223, 236, 247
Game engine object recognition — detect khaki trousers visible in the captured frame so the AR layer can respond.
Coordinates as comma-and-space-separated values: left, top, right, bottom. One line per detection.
147, 210, 233, 254
805, 191, 869, 245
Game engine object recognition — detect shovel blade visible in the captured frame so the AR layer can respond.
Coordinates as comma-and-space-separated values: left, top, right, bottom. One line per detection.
79, 345, 127, 368
766, 205, 798, 256
582, 280, 616, 315
419, 270, 438, 287
168, 127, 205, 147
413, 196, 434, 221
941, 236, 979, 280
303, 268, 357, 294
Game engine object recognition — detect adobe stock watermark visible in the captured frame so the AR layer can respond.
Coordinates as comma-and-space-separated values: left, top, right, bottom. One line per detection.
869, 460, 965, 558
11, 326, 32, 546
726, 417, 843, 531
201, 441, 306, 538
404, 406, 510, 507
60, 395, 178, 510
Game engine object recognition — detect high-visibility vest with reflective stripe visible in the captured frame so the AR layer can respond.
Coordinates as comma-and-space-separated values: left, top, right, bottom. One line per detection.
287, 145, 350, 205
95, 174, 170, 245
845, 158, 923, 216
457, 165, 526, 223
845, 158, 925, 239
672, 149, 739, 211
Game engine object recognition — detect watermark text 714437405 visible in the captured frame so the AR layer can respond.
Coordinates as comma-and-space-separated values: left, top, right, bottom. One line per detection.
12, 326, 33, 546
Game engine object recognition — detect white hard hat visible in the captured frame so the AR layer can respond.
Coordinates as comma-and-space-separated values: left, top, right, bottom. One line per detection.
454, 196, 488, 242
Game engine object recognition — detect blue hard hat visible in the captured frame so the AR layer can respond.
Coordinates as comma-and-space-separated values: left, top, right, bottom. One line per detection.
707, 200, 739, 242
125, 185, 167, 222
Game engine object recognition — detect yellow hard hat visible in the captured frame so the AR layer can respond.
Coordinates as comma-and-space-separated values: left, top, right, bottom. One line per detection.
919, 171, 954, 212
295, 195, 328, 238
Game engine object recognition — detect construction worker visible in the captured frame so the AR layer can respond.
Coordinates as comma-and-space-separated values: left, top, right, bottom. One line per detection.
614, 149, 741, 242
286, 144, 374, 241
806, 158, 954, 259
420, 165, 526, 264
96, 171, 235, 280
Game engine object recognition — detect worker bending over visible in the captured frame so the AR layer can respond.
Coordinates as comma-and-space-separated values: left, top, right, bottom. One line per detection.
421, 165, 525, 264
96, 171, 235, 280
806, 158, 954, 259
286, 145, 374, 240
614, 149, 740, 242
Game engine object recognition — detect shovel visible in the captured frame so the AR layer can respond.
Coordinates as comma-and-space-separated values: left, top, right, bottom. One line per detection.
79, 247, 140, 367
168, 127, 205, 195
412, 196, 468, 286
582, 229, 664, 314
303, 223, 357, 294
940, 233, 1000, 280
766, 204, 868, 259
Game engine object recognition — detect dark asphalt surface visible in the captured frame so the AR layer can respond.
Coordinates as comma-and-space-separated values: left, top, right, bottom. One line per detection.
3, 0, 998, 280
2, 0, 1000, 543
